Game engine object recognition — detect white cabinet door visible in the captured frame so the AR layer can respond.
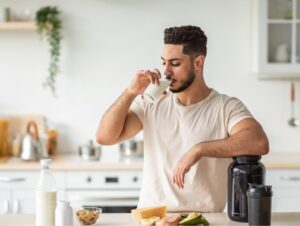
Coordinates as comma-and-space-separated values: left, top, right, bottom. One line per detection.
0, 190, 11, 214
266, 169, 300, 212
271, 187, 300, 212
66, 171, 142, 189
253, 0, 300, 78
12, 189, 35, 214
12, 188, 66, 214
0, 171, 66, 214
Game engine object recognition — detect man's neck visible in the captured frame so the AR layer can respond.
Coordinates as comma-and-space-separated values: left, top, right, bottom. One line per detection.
175, 76, 211, 106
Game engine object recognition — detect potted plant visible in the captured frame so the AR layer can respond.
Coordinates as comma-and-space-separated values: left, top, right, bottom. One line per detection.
35, 6, 62, 96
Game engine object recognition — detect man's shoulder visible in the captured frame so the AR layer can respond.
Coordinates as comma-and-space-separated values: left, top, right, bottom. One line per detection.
211, 89, 243, 104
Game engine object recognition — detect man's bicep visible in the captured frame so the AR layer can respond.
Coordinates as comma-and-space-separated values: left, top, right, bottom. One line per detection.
118, 110, 143, 142
229, 118, 264, 136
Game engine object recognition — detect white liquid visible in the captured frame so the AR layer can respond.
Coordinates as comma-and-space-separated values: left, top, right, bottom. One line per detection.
142, 78, 171, 104
36, 191, 57, 226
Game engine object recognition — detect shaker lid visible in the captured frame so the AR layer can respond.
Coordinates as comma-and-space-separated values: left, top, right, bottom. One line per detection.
247, 184, 273, 197
235, 155, 261, 163
58, 200, 70, 206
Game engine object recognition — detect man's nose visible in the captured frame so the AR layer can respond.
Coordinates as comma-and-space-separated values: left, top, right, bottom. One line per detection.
163, 65, 172, 77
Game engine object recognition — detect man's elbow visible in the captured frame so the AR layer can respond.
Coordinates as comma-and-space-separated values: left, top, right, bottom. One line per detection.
259, 136, 269, 155
95, 132, 117, 145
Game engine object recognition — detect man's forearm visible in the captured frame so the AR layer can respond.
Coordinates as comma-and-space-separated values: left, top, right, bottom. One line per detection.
97, 88, 137, 144
195, 128, 269, 158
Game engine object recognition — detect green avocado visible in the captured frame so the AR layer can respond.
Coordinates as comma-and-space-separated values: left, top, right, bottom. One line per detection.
179, 213, 209, 226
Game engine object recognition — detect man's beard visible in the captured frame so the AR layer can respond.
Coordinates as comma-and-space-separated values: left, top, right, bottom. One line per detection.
169, 69, 195, 93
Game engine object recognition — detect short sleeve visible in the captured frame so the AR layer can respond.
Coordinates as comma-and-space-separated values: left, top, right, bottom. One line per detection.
225, 97, 253, 134
130, 96, 146, 124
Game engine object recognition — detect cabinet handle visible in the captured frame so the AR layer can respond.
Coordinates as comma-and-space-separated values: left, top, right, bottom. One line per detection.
281, 176, 300, 182
0, 177, 25, 183
13, 199, 19, 214
132, 176, 138, 182
3, 200, 9, 214
86, 176, 92, 183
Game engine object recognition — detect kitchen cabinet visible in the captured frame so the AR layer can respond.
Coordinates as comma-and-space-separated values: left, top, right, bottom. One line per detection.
253, 0, 300, 79
65, 170, 142, 213
0, 171, 65, 214
0, 169, 142, 214
266, 169, 300, 212
12, 190, 36, 214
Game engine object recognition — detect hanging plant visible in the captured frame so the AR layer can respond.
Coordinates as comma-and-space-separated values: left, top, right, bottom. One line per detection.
35, 6, 62, 96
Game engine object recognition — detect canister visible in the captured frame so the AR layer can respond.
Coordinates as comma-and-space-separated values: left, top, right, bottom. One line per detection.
227, 155, 265, 222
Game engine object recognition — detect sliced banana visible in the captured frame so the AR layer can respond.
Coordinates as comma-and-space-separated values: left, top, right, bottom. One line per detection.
140, 218, 155, 226
148, 216, 160, 222
140, 216, 161, 226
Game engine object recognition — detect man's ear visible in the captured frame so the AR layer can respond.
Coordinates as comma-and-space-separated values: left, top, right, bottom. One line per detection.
194, 55, 205, 71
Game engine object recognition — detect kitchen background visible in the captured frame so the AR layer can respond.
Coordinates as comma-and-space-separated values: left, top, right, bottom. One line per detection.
0, 0, 299, 154
1, 0, 300, 216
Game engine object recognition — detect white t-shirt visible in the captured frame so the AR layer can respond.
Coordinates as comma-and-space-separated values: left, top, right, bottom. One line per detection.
130, 89, 253, 212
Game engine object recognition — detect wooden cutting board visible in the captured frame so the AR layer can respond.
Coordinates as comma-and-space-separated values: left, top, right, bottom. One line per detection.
0, 157, 8, 163
8, 114, 46, 140
0, 114, 46, 157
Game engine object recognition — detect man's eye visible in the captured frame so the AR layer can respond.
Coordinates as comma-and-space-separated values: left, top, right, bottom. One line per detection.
172, 63, 180, 66
162, 63, 166, 66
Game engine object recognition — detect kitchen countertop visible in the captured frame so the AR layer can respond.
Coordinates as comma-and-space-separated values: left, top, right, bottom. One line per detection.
0, 153, 300, 171
1, 213, 300, 226
261, 153, 300, 169
0, 155, 143, 171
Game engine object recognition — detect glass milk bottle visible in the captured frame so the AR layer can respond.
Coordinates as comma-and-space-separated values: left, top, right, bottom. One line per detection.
36, 159, 57, 226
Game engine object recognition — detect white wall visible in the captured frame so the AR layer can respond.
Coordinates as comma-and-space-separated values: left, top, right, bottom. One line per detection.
0, 0, 299, 153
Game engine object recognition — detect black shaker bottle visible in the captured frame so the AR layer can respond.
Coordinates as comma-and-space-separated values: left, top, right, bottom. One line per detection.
247, 184, 273, 226
228, 155, 265, 222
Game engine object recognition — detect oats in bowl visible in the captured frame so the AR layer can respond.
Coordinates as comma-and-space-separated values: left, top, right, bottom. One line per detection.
75, 207, 101, 226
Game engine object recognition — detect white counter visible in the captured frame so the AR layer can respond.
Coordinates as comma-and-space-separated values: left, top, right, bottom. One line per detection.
1, 213, 300, 226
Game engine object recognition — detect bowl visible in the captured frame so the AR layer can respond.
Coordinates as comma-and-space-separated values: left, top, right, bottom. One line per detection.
75, 207, 102, 226
119, 140, 144, 158
78, 141, 101, 161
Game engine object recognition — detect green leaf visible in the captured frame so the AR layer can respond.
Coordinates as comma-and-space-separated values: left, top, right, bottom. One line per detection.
35, 5, 62, 97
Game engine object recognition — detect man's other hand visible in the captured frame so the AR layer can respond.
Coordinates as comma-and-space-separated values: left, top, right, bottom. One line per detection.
172, 145, 201, 189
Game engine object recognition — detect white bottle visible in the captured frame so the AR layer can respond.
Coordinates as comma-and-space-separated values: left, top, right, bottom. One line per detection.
36, 159, 57, 226
55, 200, 73, 226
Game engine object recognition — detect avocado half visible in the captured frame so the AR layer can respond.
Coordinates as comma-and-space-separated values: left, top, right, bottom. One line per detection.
179, 213, 209, 226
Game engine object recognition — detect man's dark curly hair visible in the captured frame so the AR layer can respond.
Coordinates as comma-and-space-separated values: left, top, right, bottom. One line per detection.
164, 25, 207, 57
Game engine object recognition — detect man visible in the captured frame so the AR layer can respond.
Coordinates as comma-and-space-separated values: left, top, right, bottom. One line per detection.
96, 25, 269, 212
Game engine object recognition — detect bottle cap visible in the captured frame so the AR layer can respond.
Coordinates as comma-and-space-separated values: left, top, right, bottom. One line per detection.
58, 200, 70, 206
234, 155, 261, 163
247, 184, 273, 198
40, 159, 52, 169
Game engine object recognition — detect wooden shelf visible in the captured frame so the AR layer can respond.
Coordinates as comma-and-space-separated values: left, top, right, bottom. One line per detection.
267, 19, 293, 24
0, 22, 36, 30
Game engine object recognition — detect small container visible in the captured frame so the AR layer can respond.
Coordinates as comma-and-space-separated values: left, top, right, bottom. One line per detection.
75, 207, 102, 226
119, 139, 144, 158
55, 200, 73, 226
78, 140, 101, 161
247, 184, 273, 226
227, 155, 265, 222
